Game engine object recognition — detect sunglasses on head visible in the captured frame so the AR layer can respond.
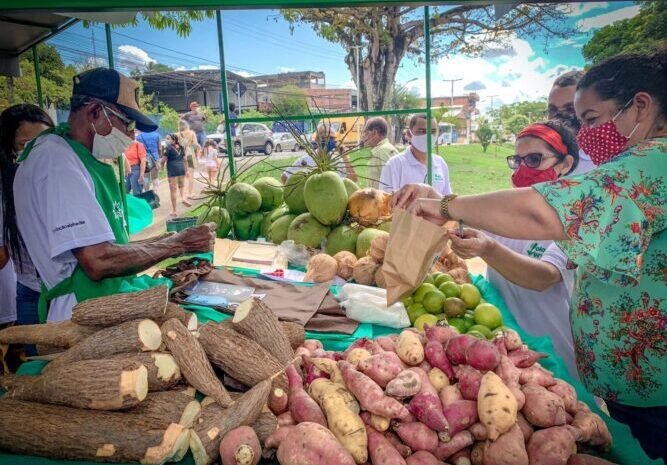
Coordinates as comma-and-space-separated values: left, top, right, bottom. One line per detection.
506, 152, 557, 169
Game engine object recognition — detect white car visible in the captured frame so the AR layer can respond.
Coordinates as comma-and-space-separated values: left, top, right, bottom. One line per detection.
273, 132, 303, 152
207, 123, 275, 157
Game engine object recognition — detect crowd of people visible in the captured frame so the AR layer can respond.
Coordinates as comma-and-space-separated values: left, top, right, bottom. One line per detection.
0, 46, 664, 461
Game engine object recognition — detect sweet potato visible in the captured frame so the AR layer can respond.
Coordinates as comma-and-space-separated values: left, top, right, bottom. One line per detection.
396, 330, 425, 366
450, 449, 472, 465
495, 355, 526, 409
265, 425, 294, 450
419, 360, 433, 372
443, 400, 478, 436
571, 412, 612, 451
408, 392, 450, 438
424, 324, 458, 345
376, 335, 398, 352
456, 365, 483, 401
344, 337, 383, 356
471, 441, 486, 465
407, 367, 439, 396
308, 378, 360, 415
220, 426, 260, 465
502, 329, 522, 351
302, 355, 330, 386
393, 422, 438, 453
269, 388, 288, 416
482, 424, 528, 465
428, 368, 449, 392
519, 365, 556, 387
311, 357, 344, 385
286, 364, 327, 427
320, 389, 368, 463
302, 340, 323, 353
522, 383, 567, 428
276, 422, 356, 465
548, 380, 578, 415
434, 431, 474, 461
386, 369, 422, 398
439, 384, 463, 408
477, 372, 517, 441
469, 423, 487, 441
338, 361, 409, 420
367, 425, 407, 465
492, 335, 508, 357
346, 348, 371, 367
567, 454, 621, 465
385, 431, 412, 458
526, 426, 577, 465
575, 401, 591, 414
508, 348, 548, 369
516, 412, 534, 441
445, 335, 475, 366
425, 339, 455, 379
277, 411, 295, 427
406, 450, 446, 465
465, 339, 500, 371
358, 351, 406, 387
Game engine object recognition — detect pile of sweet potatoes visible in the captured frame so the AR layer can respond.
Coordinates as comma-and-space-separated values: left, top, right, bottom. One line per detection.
226, 325, 614, 465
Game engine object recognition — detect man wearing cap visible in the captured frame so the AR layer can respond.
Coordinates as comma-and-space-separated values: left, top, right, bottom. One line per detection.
14, 68, 214, 322
183, 101, 208, 150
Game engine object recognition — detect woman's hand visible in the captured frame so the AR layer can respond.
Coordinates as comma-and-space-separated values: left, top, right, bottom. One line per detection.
448, 228, 495, 260
406, 198, 447, 226
392, 184, 442, 209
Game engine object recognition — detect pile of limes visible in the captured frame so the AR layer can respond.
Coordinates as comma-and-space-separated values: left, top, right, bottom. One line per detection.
402, 272, 505, 339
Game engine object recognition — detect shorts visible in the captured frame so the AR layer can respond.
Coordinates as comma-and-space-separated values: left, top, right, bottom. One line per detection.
195, 131, 207, 148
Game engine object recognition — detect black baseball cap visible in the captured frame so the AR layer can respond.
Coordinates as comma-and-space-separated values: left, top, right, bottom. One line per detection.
72, 68, 158, 132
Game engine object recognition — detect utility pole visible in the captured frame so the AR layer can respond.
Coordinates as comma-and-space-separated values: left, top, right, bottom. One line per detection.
442, 78, 462, 106
351, 44, 363, 146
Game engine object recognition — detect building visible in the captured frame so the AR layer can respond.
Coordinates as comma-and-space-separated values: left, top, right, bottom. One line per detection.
420, 93, 480, 142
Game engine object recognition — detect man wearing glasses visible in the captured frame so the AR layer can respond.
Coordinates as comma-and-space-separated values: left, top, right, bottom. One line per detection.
14, 68, 214, 322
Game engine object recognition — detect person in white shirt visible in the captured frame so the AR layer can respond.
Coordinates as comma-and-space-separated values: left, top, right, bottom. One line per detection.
547, 71, 595, 175
379, 114, 452, 195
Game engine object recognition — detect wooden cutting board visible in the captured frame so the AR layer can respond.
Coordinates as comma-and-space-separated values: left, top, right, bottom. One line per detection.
214, 239, 288, 272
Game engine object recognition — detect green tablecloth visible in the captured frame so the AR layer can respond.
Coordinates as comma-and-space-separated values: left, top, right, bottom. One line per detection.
126, 195, 153, 235
0, 275, 661, 465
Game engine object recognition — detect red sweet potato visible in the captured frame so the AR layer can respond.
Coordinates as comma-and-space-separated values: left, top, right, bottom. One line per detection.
286, 364, 327, 426
439, 384, 463, 408
443, 399, 478, 436
376, 335, 398, 352
450, 449, 471, 465
269, 387, 288, 416
425, 339, 455, 379
465, 339, 500, 371
264, 425, 294, 450
367, 425, 407, 465
386, 369, 422, 398
393, 421, 439, 453
502, 329, 522, 351
276, 422, 356, 465
277, 411, 295, 427
519, 365, 556, 387
408, 393, 450, 438
344, 337, 383, 356
408, 367, 439, 396
302, 355, 330, 387
508, 348, 548, 369
495, 355, 526, 409
424, 324, 458, 345
358, 351, 406, 387
455, 365, 483, 401
482, 424, 528, 465
522, 383, 567, 428
302, 340, 323, 353
434, 431, 474, 461
445, 335, 475, 365
406, 450, 446, 465
567, 454, 621, 465
469, 423, 487, 441
492, 335, 508, 356
548, 380, 578, 415
220, 426, 261, 465
526, 426, 577, 465
419, 360, 433, 372
516, 412, 534, 441
470, 442, 485, 465
385, 431, 412, 458
571, 412, 612, 451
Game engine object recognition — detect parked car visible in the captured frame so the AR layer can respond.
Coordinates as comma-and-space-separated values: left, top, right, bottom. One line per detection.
206, 123, 274, 157
273, 132, 303, 152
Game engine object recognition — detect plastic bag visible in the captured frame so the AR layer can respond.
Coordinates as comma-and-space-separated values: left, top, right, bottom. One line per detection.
277, 240, 310, 267
339, 283, 410, 329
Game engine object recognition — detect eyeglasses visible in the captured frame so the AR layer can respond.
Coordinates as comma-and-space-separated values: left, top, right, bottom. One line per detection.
506, 153, 556, 169
102, 105, 136, 132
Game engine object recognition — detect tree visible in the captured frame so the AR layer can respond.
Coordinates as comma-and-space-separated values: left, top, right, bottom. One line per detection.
583, 1, 666, 64
282, 6, 571, 111
506, 114, 530, 137
131, 62, 174, 77
271, 85, 309, 116
83, 11, 215, 38
489, 100, 546, 127
389, 84, 421, 142
476, 118, 495, 152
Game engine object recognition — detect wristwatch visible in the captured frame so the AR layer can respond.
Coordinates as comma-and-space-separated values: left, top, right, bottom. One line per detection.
439, 194, 458, 221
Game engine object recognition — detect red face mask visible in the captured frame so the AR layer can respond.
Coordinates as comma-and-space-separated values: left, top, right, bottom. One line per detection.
511, 164, 559, 188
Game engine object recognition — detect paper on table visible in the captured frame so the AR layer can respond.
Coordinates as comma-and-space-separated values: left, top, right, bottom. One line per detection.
383, 208, 448, 306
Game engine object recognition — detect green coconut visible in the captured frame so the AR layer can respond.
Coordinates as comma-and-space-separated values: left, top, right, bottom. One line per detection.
261, 205, 290, 237
326, 225, 359, 256
196, 205, 232, 239
253, 177, 284, 211
225, 183, 262, 216
284, 171, 308, 214
378, 221, 392, 233
267, 214, 297, 245
232, 212, 264, 241
343, 178, 360, 199
356, 228, 389, 258
304, 171, 348, 226
287, 213, 331, 249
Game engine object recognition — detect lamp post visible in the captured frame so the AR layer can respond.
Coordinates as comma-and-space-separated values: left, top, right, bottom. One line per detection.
441, 78, 461, 144
351, 44, 363, 145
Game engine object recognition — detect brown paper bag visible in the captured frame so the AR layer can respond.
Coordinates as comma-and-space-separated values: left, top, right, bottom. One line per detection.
384, 208, 448, 306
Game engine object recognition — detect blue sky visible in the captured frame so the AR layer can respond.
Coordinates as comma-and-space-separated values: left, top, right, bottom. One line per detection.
48, 2, 641, 112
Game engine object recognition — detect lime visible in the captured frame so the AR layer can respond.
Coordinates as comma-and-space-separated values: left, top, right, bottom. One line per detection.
447, 318, 467, 334
414, 314, 439, 333
413, 283, 438, 303
434, 274, 454, 287
430, 272, 444, 282
401, 296, 414, 308
466, 330, 487, 339
462, 313, 476, 330
473, 303, 503, 330
468, 325, 492, 339
460, 283, 482, 309
439, 281, 461, 298
422, 291, 446, 314
435, 313, 448, 321
444, 297, 467, 318
407, 303, 427, 324
423, 275, 435, 285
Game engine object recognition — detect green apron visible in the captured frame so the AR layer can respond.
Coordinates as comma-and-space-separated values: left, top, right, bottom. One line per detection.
19, 124, 166, 323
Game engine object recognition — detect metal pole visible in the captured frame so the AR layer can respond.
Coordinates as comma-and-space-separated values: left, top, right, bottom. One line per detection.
216, 10, 236, 178
32, 47, 43, 109
424, 6, 433, 185
105, 23, 114, 69
354, 45, 361, 146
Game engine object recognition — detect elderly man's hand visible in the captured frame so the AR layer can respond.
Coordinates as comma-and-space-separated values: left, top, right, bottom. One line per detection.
173, 223, 216, 253
391, 183, 441, 209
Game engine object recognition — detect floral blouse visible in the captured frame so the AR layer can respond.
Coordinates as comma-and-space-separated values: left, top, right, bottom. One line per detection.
533, 137, 666, 407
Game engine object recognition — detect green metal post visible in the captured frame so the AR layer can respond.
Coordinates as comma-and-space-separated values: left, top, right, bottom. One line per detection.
216, 10, 236, 178
32, 46, 43, 108
105, 23, 114, 69
424, 6, 433, 185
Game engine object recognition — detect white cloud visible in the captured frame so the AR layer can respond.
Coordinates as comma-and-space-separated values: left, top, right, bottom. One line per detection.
236, 71, 254, 78
576, 5, 640, 32
196, 65, 218, 71
278, 66, 296, 73
555, 37, 587, 49
560, 2, 609, 17
117, 44, 155, 71
85, 56, 108, 68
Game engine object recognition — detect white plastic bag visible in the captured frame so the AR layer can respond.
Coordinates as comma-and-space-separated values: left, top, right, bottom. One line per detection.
277, 240, 310, 267
339, 283, 410, 329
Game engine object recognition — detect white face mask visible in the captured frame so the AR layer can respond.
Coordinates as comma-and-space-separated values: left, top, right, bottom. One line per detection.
91, 110, 133, 159
410, 132, 430, 153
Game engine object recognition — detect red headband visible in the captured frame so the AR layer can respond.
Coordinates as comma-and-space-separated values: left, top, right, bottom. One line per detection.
518, 124, 568, 155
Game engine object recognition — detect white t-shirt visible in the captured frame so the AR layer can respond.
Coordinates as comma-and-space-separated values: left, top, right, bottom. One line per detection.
0, 192, 41, 292
0, 260, 16, 325
379, 147, 452, 195
570, 150, 595, 176
485, 234, 579, 380
14, 134, 116, 322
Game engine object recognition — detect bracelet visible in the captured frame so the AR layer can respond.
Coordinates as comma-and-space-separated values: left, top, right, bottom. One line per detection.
439, 194, 458, 220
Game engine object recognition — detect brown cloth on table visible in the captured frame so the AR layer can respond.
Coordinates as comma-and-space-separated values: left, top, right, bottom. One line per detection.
202, 268, 359, 335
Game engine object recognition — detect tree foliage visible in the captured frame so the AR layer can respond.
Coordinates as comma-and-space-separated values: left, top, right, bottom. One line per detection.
389, 84, 422, 141
282, 5, 571, 111
476, 118, 495, 152
489, 100, 546, 127
506, 114, 530, 136
83, 11, 215, 38
271, 85, 309, 116
583, 1, 667, 64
